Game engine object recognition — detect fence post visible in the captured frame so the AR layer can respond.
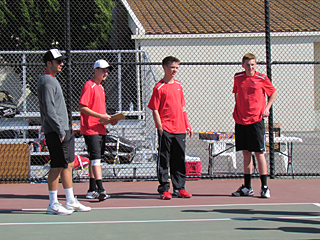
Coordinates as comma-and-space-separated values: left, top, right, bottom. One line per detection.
118, 52, 122, 111
22, 53, 27, 113
65, 0, 72, 127
265, 0, 275, 179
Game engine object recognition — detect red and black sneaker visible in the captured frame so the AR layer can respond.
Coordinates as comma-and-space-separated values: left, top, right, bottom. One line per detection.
160, 190, 172, 200
173, 189, 192, 198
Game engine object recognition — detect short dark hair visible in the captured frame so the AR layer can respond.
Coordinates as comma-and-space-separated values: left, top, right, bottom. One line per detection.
162, 56, 180, 67
242, 53, 256, 64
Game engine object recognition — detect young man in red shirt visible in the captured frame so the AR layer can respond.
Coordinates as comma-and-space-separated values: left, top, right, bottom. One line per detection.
79, 59, 118, 201
232, 53, 277, 198
148, 56, 193, 200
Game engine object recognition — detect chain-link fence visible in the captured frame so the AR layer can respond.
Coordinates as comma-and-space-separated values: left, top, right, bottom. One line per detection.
0, 50, 159, 182
0, 0, 319, 182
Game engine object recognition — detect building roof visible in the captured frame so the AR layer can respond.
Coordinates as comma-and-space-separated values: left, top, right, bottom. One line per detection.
125, 0, 320, 34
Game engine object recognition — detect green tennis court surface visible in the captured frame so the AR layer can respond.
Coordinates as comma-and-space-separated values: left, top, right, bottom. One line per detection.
1, 203, 320, 240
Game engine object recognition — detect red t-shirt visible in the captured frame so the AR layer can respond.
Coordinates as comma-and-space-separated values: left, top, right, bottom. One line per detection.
233, 71, 276, 125
148, 79, 186, 134
79, 79, 107, 135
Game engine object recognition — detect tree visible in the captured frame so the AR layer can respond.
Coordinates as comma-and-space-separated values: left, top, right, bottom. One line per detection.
0, 0, 62, 50
70, 0, 114, 50
0, 0, 114, 51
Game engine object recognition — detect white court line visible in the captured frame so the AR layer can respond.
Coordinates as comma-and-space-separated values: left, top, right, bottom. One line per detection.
1, 216, 320, 226
0, 202, 317, 227
313, 203, 320, 208
22, 202, 318, 211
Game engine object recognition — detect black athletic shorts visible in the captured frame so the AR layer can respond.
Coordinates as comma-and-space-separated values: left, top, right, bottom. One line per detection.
235, 119, 266, 152
45, 129, 75, 168
84, 134, 106, 160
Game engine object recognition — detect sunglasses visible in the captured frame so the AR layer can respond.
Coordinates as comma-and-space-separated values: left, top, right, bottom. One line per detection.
54, 59, 65, 64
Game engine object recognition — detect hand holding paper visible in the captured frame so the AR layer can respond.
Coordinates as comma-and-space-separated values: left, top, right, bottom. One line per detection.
99, 113, 125, 125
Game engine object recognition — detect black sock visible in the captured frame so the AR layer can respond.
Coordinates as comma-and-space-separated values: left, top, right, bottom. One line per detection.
96, 180, 104, 191
89, 178, 96, 192
260, 175, 268, 188
244, 174, 251, 189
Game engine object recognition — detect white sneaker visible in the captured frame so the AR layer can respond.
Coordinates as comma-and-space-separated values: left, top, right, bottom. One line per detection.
86, 191, 99, 199
260, 186, 271, 198
65, 198, 91, 212
46, 202, 73, 215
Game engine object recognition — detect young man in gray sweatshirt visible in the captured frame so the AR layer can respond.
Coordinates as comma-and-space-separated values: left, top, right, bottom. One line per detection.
37, 49, 91, 215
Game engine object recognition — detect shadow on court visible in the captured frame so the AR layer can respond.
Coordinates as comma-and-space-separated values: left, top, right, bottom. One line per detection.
237, 226, 320, 234
181, 208, 320, 216
0, 194, 48, 200
98, 192, 159, 199
0, 209, 45, 214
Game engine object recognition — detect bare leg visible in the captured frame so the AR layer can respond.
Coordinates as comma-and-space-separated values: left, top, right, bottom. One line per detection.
232, 150, 254, 196
92, 165, 102, 180
88, 163, 103, 193
89, 163, 94, 178
254, 152, 270, 197
89, 161, 102, 180
243, 150, 253, 174
254, 152, 268, 175
90, 162, 106, 200
60, 162, 74, 189
47, 168, 63, 191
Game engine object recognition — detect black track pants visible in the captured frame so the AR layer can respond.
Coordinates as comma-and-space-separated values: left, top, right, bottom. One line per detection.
157, 130, 186, 193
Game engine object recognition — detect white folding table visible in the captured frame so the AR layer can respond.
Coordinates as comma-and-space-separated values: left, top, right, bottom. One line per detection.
200, 135, 303, 177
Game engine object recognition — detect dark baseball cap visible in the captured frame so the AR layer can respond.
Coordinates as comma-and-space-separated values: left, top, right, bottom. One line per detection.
43, 49, 67, 63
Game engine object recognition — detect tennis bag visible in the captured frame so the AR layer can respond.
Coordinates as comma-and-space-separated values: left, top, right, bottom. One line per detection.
0, 90, 19, 118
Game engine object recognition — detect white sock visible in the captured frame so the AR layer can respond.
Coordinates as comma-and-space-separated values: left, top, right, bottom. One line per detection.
64, 187, 76, 204
49, 190, 58, 206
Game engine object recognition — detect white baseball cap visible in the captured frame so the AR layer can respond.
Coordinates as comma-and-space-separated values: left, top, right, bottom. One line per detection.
94, 59, 112, 70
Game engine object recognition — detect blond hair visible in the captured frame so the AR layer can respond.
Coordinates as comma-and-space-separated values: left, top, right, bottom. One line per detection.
242, 53, 256, 64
